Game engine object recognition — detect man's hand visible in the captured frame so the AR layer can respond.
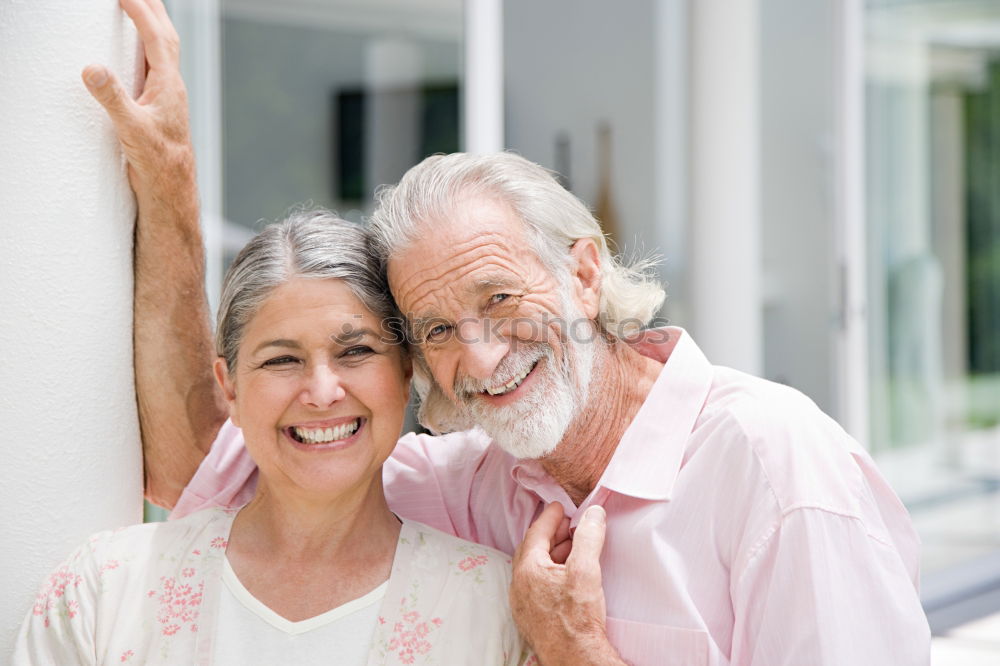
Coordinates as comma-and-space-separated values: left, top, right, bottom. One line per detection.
82, 0, 193, 204
82, 0, 226, 508
511, 503, 626, 665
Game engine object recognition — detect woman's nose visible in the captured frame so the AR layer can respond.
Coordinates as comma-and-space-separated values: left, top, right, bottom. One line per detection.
301, 364, 346, 407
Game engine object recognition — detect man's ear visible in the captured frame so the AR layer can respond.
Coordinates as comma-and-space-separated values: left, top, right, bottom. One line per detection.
569, 238, 602, 320
213, 357, 240, 427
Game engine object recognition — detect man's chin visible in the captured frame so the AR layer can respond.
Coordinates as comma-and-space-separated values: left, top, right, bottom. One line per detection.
492, 435, 559, 461
474, 416, 565, 460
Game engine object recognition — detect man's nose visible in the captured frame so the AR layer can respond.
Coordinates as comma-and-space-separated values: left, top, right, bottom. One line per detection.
456, 319, 509, 381
301, 364, 346, 407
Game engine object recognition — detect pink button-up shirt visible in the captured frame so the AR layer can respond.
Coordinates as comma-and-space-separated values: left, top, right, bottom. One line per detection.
173, 328, 930, 665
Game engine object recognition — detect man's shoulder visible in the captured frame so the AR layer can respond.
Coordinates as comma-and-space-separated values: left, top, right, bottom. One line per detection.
391, 427, 507, 468
690, 367, 873, 515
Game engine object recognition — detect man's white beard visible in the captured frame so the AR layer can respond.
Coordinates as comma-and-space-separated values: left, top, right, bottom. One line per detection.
453, 307, 596, 460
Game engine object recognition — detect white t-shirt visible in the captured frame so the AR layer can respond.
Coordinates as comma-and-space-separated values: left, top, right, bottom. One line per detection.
213, 556, 386, 665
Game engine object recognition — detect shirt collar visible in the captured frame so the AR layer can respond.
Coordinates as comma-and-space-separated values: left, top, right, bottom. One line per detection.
595, 327, 714, 501
509, 327, 714, 504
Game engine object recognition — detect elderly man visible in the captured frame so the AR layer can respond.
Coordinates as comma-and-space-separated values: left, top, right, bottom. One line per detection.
83, 2, 930, 664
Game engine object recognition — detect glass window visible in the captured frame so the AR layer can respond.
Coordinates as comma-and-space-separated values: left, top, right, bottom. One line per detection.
218, 0, 462, 263
865, 0, 1000, 596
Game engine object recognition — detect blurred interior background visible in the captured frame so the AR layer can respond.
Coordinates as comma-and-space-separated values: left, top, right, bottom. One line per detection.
161, 0, 1000, 659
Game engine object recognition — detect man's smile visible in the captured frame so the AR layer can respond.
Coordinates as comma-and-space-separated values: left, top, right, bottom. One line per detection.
484, 360, 538, 396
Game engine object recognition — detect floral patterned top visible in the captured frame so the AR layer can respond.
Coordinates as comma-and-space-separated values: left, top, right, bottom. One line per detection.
14, 507, 534, 665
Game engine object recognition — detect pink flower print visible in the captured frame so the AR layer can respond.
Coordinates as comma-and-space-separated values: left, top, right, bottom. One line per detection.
378, 616, 386, 625
192, 549, 201, 556
99, 560, 120, 574
210, 537, 228, 549
457, 554, 489, 572
150, 575, 204, 636
32, 564, 83, 628
386, 601, 443, 662
182, 567, 196, 578
120, 649, 134, 662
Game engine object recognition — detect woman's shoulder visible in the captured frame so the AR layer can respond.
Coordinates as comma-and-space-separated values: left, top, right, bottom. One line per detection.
77, 505, 237, 558
400, 518, 513, 580
19, 507, 237, 661
374, 520, 529, 665
393, 519, 514, 611
35, 506, 236, 594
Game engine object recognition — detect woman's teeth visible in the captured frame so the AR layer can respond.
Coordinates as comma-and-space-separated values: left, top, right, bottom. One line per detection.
293, 419, 360, 444
485, 363, 534, 396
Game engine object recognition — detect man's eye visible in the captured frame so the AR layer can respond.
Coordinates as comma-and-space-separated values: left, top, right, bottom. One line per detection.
490, 293, 511, 305
262, 356, 298, 367
425, 324, 451, 342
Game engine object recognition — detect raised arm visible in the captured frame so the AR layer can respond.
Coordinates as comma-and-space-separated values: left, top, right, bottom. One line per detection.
82, 0, 226, 508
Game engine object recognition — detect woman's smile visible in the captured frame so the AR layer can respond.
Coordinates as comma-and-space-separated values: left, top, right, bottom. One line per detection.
284, 417, 365, 451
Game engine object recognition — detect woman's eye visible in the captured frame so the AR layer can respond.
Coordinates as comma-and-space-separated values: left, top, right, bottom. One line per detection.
343, 345, 374, 357
490, 293, 511, 305
262, 356, 298, 367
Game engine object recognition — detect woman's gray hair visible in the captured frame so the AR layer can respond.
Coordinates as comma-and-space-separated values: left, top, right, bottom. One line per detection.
216, 208, 400, 372
368, 151, 665, 338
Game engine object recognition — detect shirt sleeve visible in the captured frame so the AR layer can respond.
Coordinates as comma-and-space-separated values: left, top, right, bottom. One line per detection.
383, 429, 494, 541
169, 419, 258, 520
730, 507, 931, 666
13, 541, 100, 666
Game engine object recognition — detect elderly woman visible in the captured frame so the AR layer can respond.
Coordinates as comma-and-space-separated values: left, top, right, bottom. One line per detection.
15, 211, 530, 665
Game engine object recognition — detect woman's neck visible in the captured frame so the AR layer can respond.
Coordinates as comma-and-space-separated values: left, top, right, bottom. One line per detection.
224, 475, 401, 621
231, 476, 400, 563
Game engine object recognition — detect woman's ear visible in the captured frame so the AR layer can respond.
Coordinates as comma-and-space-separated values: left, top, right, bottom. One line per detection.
400, 351, 414, 391
213, 357, 240, 427
569, 238, 602, 320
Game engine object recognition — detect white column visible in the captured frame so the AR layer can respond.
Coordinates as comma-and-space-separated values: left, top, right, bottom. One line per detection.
0, 1, 143, 653
464, 0, 504, 153
688, 0, 762, 374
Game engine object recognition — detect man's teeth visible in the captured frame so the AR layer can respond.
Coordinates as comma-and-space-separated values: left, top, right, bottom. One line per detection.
293, 419, 360, 444
485, 364, 533, 396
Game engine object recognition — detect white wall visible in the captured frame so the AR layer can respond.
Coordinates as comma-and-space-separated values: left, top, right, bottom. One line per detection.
0, 1, 143, 652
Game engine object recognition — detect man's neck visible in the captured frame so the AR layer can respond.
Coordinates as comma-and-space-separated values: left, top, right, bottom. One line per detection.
541, 337, 664, 505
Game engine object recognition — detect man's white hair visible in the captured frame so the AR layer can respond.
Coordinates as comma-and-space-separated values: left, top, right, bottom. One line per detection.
368, 151, 665, 434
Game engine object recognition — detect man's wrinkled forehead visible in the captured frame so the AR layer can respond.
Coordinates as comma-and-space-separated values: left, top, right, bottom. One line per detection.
386, 198, 537, 296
